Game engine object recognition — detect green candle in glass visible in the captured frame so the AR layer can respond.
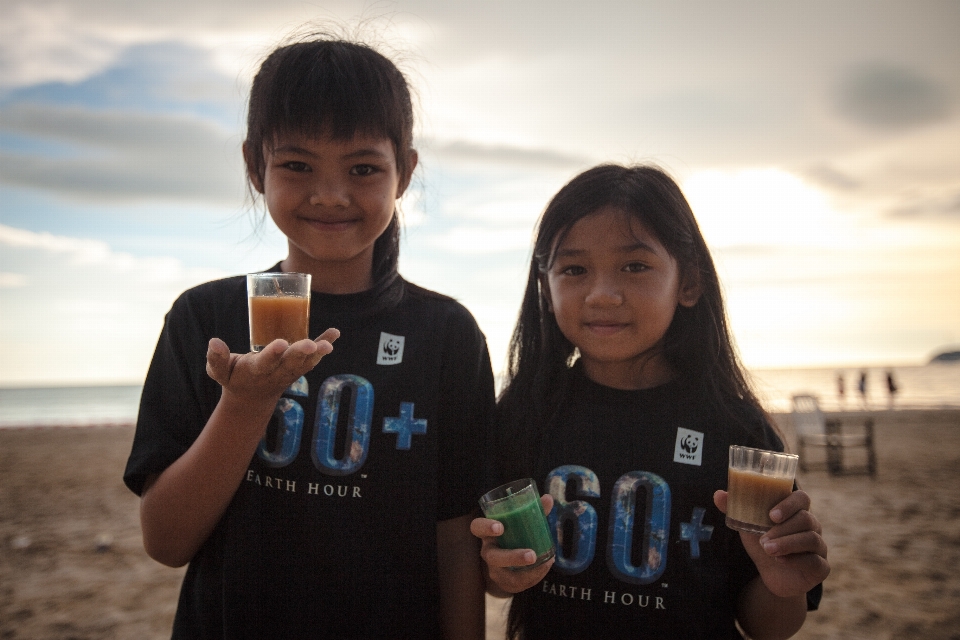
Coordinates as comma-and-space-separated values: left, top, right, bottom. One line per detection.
479, 478, 555, 570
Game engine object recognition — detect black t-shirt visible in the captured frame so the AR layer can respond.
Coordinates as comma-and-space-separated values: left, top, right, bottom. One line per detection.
508, 365, 787, 639
124, 270, 495, 639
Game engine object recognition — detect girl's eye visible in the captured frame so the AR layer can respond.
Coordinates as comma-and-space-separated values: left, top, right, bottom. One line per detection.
282, 161, 310, 172
624, 262, 648, 273
351, 164, 379, 176
560, 265, 586, 276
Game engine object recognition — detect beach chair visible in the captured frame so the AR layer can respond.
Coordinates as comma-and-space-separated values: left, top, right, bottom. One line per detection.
791, 394, 876, 477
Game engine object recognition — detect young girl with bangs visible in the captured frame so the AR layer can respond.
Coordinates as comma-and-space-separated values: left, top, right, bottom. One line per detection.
472, 164, 829, 639
125, 36, 491, 639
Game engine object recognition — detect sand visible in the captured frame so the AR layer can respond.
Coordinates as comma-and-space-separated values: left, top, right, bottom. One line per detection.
3, 410, 960, 640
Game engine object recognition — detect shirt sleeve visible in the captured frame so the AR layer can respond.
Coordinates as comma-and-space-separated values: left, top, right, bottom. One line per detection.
123, 290, 219, 496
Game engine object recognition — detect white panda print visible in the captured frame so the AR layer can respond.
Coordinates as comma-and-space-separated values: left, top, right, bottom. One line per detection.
673, 427, 705, 466
377, 332, 405, 365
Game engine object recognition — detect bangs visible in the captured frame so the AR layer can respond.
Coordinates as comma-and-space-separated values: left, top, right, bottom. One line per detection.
248, 40, 412, 152
534, 164, 695, 272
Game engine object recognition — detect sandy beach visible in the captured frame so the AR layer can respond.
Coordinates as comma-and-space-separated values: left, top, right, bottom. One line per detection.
3, 409, 959, 640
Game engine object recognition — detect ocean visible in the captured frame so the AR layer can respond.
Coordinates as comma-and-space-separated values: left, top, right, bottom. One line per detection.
748, 362, 960, 413
1, 362, 958, 427
0, 385, 144, 428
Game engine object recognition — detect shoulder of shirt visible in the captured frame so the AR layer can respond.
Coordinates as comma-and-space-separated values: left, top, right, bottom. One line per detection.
720, 394, 782, 448
190, 274, 246, 295
400, 279, 487, 341
401, 280, 475, 316
401, 279, 454, 303
172, 274, 245, 304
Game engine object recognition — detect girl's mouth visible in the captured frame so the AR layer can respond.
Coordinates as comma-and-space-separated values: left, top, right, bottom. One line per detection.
302, 217, 357, 231
585, 322, 627, 336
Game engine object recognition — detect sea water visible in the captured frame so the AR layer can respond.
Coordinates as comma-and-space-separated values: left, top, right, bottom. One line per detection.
750, 363, 960, 413
0, 385, 143, 427
0, 363, 957, 427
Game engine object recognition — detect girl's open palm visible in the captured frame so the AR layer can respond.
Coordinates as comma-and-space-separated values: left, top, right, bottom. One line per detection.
206, 328, 340, 404
714, 489, 830, 598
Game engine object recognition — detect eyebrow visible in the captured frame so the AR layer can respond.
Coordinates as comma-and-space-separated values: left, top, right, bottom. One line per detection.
272, 145, 392, 161
555, 240, 659, 258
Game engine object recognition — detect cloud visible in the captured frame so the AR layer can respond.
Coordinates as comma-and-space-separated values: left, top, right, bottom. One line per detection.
0, 223, 225, 385
0, 272, 26, 287
835, 63, 954, 131
0, 223, 224, 284
887, 191, 960, 220
803, 164, 862, 192
0, 2, 123, 90
427, 139, 589, 170
1, 0, 959, 379
800, 122, 960, 223
0, 39, 250, 205
0, 102, 245, 203
419, 226, 532, 255
2, 40, 242, 114
0, 1, 365, 89
684, 168, 851, 249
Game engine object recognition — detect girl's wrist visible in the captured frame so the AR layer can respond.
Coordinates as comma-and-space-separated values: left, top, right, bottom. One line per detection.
216, 387, 282, 431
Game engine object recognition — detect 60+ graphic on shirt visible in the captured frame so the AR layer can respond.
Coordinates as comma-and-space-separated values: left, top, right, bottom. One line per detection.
547, 465, 714, 586
254, 374, 427, 476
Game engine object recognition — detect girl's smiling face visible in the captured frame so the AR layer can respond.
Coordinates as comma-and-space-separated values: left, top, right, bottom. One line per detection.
543, 206, 701, 390
247, 132, 417, 293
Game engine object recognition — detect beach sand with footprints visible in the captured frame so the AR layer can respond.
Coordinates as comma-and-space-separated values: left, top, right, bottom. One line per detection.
3, 409, 959, 639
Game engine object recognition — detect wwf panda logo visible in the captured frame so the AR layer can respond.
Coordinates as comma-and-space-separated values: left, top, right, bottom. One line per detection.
377, 332, 405, 365
680, 433, 700, 454
673, 428, 705, 466
383, 337, 402, 357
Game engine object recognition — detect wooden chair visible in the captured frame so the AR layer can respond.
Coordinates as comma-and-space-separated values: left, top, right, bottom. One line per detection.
791, 394, 877, 477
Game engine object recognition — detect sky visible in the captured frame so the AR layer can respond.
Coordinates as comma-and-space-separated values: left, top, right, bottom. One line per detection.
1, 0, 958, 387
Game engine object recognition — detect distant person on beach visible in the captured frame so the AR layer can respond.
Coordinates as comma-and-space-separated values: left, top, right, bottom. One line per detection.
886, 370, 898, 408
858, 370, 868, 408
123, 34, 491, 639
837, 372, 845, 407
470, 165, 829, 639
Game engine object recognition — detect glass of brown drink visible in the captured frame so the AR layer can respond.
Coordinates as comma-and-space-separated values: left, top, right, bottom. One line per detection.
246, 272, 311, 352
726, 445, 799, 535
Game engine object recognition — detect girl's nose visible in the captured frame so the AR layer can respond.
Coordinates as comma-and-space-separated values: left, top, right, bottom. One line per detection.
309, 178, 349, 207
585, 279, 624, 307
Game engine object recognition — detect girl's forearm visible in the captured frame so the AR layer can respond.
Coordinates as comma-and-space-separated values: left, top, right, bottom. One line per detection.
139, 393, 276, 567
437, 514, 486, 640
737, 576, 807, 640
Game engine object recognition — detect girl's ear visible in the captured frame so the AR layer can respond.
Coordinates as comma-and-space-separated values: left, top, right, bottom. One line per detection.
242, 141, 265, 194
678, 272, 702, 308
397, 149, 419, 197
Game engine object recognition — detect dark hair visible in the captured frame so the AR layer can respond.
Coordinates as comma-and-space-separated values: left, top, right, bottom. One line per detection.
498, 163, 767, 480
244, 36, 416, 283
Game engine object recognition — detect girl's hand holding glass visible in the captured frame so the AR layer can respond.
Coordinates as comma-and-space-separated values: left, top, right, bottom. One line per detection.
470, 493, 556, 595
714, 488, 830, 598
205, 328, 340, 409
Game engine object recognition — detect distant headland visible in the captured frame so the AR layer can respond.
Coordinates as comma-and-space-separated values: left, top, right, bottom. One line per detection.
930, 350, 960, 363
